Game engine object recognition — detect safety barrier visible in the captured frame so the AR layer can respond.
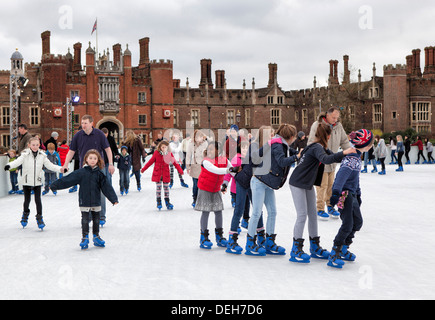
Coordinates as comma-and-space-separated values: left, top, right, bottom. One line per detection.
0, 146, 432, 198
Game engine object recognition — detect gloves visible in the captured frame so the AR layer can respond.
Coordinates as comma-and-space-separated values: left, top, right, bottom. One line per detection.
330, 190, 340, 207
220, 184, 227, 193
229, 166, 241, 173
4, 165, 10, 171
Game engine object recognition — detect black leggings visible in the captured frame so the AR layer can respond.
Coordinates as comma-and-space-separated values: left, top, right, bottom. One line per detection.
417, 150, 426, 162
23, 186, 42, 217
81, 211, 101, 237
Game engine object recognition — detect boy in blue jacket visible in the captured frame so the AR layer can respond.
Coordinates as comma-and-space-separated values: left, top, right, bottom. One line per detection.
328, 129, 373, 268
117, 146, 132, 195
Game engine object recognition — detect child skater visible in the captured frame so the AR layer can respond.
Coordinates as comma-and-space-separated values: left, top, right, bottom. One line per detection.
196, 141, 239, 249
288, 124, 355, 263
42, 143, 61, 195
117, 146, 132, 195
50, 149, 118, 249
374, 135, 387, 175
245, 124, 300, 256
4, 137, 66, 230
5, 149, 19, 194
327, 129, 373, 268
224, 127, 272, 254
141, 140, 183, 210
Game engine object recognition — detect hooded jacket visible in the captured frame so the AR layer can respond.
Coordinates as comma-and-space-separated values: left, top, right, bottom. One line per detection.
254, 135, 298, 190
141, 150, 183, 183
50, 165, 118, 208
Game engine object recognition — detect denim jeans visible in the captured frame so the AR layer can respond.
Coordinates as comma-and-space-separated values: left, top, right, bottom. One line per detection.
192, 177, 198, 201
9, 171, 18, 191
248, 176, 277, 237
44, 172, 57, 192
119, 169, 130, 191
230, 180, 264, 232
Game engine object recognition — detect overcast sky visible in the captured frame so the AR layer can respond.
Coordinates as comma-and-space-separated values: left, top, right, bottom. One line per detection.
1, 0, 435, 90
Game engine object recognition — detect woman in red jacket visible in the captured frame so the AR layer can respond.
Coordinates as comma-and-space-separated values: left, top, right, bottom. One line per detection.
411, 136, 427, 164
141, 140, 183, 210
195, 141, 239, 249
57, 140, 70, 166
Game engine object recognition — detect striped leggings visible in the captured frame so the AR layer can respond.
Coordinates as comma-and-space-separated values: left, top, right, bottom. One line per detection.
156, 181, 169, 199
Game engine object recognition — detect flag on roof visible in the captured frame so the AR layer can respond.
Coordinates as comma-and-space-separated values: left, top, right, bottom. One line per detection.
91, 19, 97, 35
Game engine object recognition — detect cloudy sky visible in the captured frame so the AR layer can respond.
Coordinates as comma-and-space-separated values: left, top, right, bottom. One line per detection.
1, 0, 435, 90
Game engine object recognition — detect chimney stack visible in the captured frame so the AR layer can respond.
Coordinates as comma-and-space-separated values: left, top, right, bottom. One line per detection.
268, 63, 278, 87
113, 44, 121, 67
199, 59, 213, 89
41, 31, 51, 57
215, 70, 225, 89
139, 37, 150, 67
73, 42, 82, 72
343, 55, 350, 84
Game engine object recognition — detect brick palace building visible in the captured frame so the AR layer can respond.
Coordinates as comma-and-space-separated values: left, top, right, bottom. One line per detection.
1, 30, 434, 149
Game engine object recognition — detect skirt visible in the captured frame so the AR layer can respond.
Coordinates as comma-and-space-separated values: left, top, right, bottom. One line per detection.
194, 189, 224, 212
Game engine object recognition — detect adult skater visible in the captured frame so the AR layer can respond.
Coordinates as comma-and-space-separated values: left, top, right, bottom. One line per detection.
307, 107, 351, 220
61, 115, 115, 226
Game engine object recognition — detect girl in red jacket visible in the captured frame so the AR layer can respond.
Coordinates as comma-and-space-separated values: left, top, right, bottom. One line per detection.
411, 136, 427, 164
141, 140, 183, 210
195, 141, 238, 249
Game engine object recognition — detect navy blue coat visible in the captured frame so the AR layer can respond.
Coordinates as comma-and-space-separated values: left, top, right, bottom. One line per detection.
50, 166, 118, 207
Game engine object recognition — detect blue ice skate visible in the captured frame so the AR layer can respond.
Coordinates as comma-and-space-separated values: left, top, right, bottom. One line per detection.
226, 233, 243, 254
327, 245, 345, 269
165, 198, 174, 210
327, 206, 340, 219
245, 234, 266, 256
36, 217, 45, 230
20, 212, 29, 228
93, 235, 105, 247
265, 234, 286, 255
309, 236, 330, 259
200, 230, 213, 249
80, 235, 89, 250
340, 245, 356, 261
289, 238, 310, 263
215, 228, 228, 247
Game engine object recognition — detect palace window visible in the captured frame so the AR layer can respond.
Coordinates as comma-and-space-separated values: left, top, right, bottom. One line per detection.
411, 102, 431, 133
373, 104, 382, 123
271, 108, 281, 126
302, 109, 308, 126
191, 109, 200, 126
227, 109, 235, 126
139, 114, 147, 126
1, 107, 10, 126
99, 77, 120, 103
30, 106, 39, 126
138, 92, 146, 104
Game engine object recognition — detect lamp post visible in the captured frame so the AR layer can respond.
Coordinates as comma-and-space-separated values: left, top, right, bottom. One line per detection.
66, 96, 80, 143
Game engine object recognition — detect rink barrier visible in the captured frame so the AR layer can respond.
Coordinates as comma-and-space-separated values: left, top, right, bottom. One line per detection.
0, 155, 74, 198
0, 146, 431, 198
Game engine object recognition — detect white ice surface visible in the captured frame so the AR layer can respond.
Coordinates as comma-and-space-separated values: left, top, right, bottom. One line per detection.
0, 163, 434, 300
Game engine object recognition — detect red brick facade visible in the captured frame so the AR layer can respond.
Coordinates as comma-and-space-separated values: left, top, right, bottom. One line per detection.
1, 30, 435, 150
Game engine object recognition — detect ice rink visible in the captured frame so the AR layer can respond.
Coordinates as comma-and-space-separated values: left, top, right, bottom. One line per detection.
0, 163, 434, 300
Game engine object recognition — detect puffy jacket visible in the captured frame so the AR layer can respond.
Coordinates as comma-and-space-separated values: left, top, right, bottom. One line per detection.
255, 135, 298, 190
141, 150, 183, 183
289, 143, 344, 190
411, 140, 424, 151
198, 156, 228, 193
57, 144, 70, 166
8, 149, 62, 187
50, 165, 118, 207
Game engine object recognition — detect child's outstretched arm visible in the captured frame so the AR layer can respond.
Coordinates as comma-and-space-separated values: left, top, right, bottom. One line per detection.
50, 170, 81, 191
100, 173, 119, 205
140, 151, 157, 173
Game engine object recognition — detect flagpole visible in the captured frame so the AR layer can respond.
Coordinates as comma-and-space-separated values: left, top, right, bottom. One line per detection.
95, 17, 98, 60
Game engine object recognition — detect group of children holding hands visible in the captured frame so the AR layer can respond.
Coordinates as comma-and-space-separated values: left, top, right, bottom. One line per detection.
4, 122, 374, 269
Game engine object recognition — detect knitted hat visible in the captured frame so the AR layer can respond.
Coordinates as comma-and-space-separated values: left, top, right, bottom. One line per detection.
230, 124, 239, 132
349, 129, 373, 148
298, 131, 305, 139
51, 131, 59, 138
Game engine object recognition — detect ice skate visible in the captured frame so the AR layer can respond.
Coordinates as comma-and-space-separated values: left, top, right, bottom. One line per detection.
200, 230, 213, 249
289, 238, 310, 263
245, 234, 266, 256
265, 234, 286, 255
226, 233, 243, 254
309, 236, 330, 259
327, 245, 345, 269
